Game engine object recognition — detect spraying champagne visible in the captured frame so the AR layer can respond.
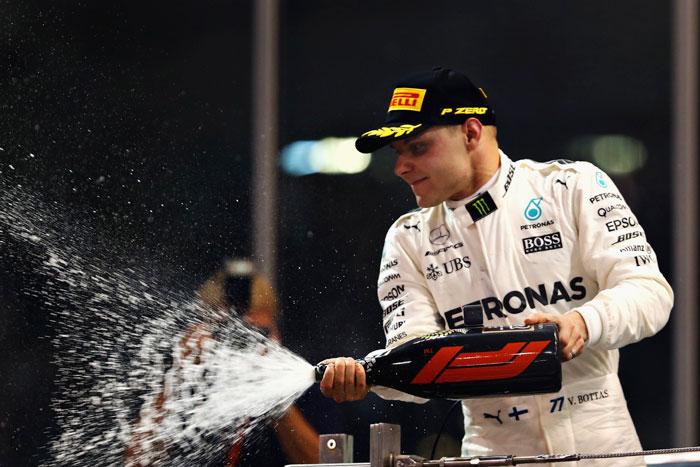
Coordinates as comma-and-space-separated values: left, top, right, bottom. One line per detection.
315, 324, 561, 399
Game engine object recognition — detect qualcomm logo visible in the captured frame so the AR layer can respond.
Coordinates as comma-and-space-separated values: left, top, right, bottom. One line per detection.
524, 197, 543, 221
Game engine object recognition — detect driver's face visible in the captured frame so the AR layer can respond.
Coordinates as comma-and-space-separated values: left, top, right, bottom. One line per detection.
391, 125, 474, 208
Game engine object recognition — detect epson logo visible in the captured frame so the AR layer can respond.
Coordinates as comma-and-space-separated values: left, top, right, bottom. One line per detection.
381, 284, 405, 301
425, 242, 463, 256
442, 277, 587, 327
522, 232, 562, 254
605, 216, 637, 232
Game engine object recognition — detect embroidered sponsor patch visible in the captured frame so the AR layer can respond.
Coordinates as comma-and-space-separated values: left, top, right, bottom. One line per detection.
522, 232, 563, 254
388, 87, 426, 111
465, 192, 497, 221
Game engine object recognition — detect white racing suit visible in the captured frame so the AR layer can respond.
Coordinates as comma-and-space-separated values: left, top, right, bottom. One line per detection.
374, 151, 673, 466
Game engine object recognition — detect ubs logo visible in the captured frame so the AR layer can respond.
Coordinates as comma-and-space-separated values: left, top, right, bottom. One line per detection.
426, 265, 443, 281
429, 224, 450, 245
425, 257, 472, 280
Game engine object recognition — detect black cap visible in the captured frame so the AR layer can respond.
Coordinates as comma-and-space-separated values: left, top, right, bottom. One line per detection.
355, 67, 496, 154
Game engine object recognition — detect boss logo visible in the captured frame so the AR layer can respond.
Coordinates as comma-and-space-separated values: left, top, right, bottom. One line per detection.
382, 299, 405, 317
503, 163, 515, 195
612, 230, 644, 245
522, 232, 562, 254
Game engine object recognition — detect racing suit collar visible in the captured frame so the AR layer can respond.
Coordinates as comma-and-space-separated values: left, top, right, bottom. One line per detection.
444, 150, 515, 224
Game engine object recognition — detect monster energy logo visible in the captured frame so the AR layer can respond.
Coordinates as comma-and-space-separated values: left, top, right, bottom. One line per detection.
465, 192, 497, 222
473, 198, 489, 216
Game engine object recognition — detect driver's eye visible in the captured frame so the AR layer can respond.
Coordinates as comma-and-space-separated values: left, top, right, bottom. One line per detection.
410, 142, 427, 155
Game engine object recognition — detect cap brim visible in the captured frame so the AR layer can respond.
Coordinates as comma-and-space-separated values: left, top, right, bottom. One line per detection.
354, 123, 426, 154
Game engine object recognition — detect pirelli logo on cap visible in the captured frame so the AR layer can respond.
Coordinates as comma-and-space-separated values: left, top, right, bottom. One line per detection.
388, 87, 426, 112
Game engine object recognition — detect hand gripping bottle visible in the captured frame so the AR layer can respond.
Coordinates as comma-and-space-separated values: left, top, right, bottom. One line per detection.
315, 324, 560, 399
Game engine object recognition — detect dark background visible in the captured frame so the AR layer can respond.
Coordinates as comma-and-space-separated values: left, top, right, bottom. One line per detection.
0, 0, 690, 465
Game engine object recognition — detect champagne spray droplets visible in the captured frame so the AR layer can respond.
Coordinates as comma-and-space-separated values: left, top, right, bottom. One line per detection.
0, 179, 315, 466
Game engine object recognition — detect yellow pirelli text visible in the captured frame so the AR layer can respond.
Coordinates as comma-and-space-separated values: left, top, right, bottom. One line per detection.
440, 107, 488, 116
388, 88, 426, 112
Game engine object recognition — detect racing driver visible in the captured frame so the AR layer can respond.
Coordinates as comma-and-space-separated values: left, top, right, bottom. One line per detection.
319, 67, 673, 466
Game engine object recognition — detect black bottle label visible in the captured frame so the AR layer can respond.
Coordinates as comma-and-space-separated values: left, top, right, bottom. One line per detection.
365, 324, 561, 399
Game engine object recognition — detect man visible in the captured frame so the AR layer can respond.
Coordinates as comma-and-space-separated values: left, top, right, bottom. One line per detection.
196, 259, 321, 467
319, 67, 673, 465
128, 259, 321, 466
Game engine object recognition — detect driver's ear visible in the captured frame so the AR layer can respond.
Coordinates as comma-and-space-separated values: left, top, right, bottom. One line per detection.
462, 118, 483, 147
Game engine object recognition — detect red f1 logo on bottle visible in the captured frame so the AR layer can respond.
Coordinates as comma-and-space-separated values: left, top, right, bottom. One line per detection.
411, 341, 551, 384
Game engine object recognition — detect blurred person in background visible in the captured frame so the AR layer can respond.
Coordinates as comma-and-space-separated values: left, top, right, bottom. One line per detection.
319, 67, 673, 465
127, 258, 320, 466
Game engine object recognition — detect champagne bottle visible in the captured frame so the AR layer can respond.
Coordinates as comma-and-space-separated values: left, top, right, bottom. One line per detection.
315, 324, 560, 399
